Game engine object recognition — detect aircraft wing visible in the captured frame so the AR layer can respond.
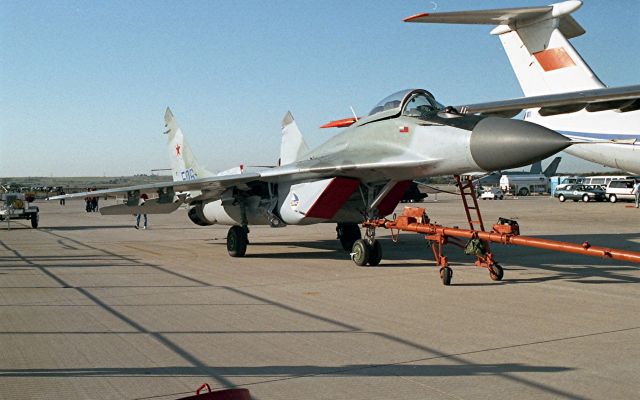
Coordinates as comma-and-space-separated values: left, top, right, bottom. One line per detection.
49, 158, 440, 204
456, 85, 640, 118
404, 5, 553, 25
47, 173, 261, 202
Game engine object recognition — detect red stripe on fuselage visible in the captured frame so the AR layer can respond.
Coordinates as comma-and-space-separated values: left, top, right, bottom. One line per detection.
377, 180, 413, 216
305, 177, 360, 220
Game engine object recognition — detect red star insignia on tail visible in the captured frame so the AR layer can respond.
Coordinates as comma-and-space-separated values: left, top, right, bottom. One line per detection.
175, 144, 181, 156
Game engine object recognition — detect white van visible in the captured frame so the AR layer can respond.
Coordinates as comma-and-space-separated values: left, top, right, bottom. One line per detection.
583, 175, 636, 189
605, 179, 637, 203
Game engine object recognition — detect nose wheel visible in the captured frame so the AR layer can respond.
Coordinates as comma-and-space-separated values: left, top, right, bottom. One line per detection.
351, 238, 383, 267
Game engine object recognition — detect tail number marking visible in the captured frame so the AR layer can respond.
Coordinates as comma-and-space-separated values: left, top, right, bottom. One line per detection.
181, 168, 197, 181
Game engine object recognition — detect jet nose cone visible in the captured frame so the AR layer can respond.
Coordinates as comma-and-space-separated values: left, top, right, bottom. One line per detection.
470, 117, 571, 171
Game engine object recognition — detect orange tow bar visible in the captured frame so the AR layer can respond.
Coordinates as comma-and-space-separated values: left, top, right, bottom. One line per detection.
363, 207, 640, 285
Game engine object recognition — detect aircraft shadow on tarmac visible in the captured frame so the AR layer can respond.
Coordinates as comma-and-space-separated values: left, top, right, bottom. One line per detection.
210, 232, 640, 279
42, 225, 134, 231
206, 237, 434, 266
0, 362, 572, 378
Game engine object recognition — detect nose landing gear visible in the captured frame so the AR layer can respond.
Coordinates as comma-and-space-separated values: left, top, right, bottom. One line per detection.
350, 221, 383, 267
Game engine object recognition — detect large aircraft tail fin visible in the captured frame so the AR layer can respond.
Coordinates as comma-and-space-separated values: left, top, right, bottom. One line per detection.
405, 0, 605, 96
543, 156, 562, 177
164, 107, 214, 182
280, 111, 309, 165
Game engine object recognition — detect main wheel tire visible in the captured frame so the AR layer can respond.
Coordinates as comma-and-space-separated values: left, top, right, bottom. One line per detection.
489, 264, 504, 281
351, 239, 370, 266
609, 194, 617, 203
558, 194, 566, 202
518, 187, 529, 196
30, 213, 39, 229
227, 226, 248, 257
337, 223, 361, 252
440, 267, 453, 286
582, 194, 590, 202
368, 240, 382, 266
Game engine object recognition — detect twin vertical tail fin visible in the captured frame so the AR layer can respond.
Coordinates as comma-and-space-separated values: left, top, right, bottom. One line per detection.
543, 156, 562, 177
280, 111, 309, 165
164, 107, 213, 182
405, 0, 605, 97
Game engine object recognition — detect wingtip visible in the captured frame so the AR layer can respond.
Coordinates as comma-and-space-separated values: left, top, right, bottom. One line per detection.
404, 12, 429, 22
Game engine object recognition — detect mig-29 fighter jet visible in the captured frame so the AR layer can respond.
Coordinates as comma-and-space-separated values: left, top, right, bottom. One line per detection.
50, 89, 570, 266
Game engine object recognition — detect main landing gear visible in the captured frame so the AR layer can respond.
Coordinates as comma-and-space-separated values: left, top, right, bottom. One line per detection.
227, 225, 249, 257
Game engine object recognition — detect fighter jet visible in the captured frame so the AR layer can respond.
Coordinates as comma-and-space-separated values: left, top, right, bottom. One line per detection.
405, 0, 640, 173
50, 89, 570, 264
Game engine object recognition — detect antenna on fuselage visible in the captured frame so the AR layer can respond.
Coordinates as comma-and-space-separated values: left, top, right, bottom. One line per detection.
350, 106, 359, 121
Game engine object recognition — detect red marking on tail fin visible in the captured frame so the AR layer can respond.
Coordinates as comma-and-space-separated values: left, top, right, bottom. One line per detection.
534, 48, 576, 72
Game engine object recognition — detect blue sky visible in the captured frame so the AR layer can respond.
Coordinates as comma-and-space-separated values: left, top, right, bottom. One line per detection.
1, 0, 638, 177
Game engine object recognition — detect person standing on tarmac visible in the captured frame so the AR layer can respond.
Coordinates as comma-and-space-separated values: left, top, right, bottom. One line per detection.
58, 188, 66, 206
135, 193, 149, 229
632, 180, 640, 208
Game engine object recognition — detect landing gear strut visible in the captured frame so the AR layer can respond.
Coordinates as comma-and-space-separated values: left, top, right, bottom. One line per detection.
227, 194, 250, 257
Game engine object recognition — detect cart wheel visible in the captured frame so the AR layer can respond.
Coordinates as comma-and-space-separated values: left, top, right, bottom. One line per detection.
440, 267, 453, 286
30, 213, 39, 229
351, 239, 370, 267
489, 264, 504, 281
368, 240, 382, 266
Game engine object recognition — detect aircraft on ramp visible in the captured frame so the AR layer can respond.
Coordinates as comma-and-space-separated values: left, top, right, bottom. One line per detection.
49, 88, 571, 267
474, 156, 561, 191
405, 0, 640, 174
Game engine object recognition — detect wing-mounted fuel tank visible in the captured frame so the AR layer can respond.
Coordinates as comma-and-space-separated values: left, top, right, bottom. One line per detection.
187, 197, 274, 227
188, 203, 216, 226
278, 177, 361, 225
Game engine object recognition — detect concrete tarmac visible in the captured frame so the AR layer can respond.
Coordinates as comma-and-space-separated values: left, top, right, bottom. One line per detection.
1, 195, 639, 399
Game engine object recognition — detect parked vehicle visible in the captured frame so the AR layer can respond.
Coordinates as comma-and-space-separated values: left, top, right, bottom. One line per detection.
500, 174, 549, 196
554, 184, 606, 203
606, 179, 638, 203
400, 182, 428, 203
480, 187, 504, 200
550, 176, 584, 195
582, 175, 638, 189
0, 192, 39, 228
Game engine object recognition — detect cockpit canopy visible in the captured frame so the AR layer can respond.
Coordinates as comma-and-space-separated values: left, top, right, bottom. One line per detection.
368, 89, 444, 118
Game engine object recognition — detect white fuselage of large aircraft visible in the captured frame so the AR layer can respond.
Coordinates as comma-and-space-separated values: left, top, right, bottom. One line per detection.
405, 0, 640, 174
